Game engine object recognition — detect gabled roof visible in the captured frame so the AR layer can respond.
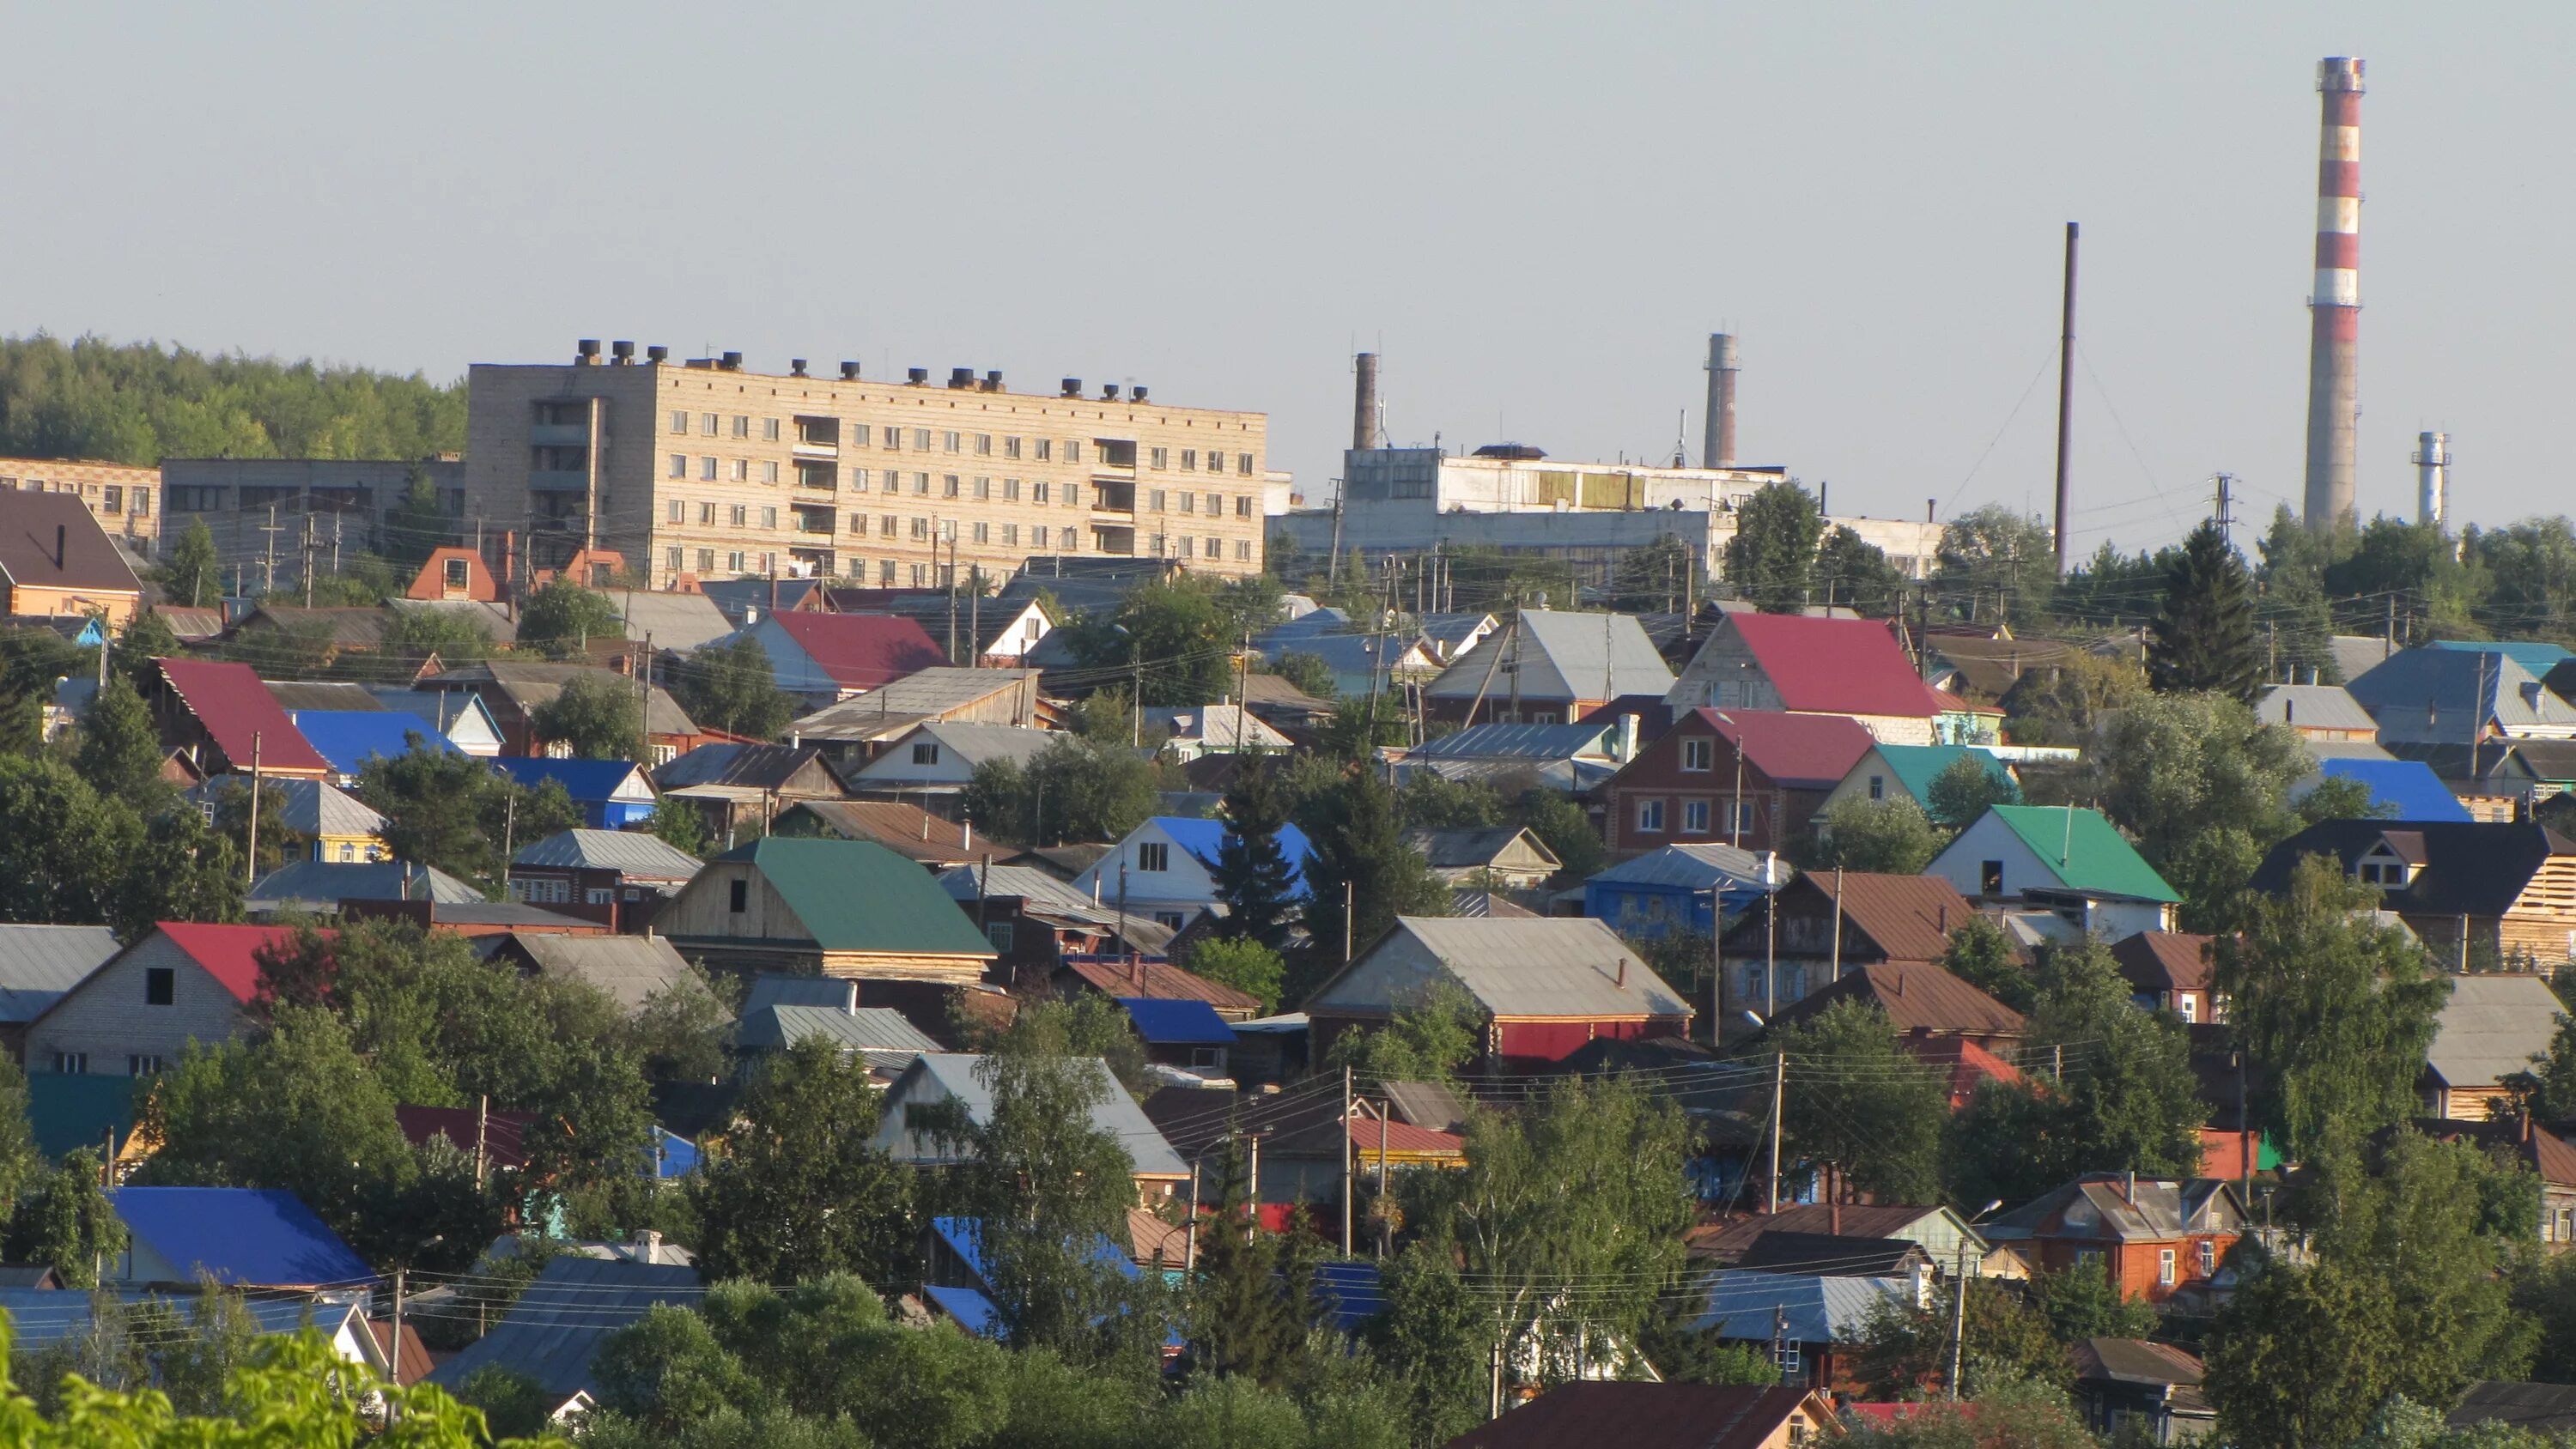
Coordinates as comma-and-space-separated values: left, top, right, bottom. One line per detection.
1800, 872, 1977, 964
0, 490, 141, 596
1982, 1175, 2245, 1245
713, 837, 993, 958
1862, 743, 2017, 803
1982, 805, 2180, 904
1904, 1034, 2025, 1103
1768, 961, 2025, 1039
780, 800, 975, 863
110, 1186, 376, 1288
1408, 722, 1616, 761
1311, 916, 1692, 1022
700, 576, 831, 622
265, 681, 380, 712
1701, 706, 1877, 789
2257, 682, 2379, 732
1734, 1230, 1929, 1276
1709, 613, 1946, 718
151, 922, 316, 1003
2425, 975, 2566, 1089
1138, 704, 1291, 750
366, 688, 501, 737
2348, 648, 2576, 739
1444, 1383, 1834, 1449
1695, 1269, 1908, 1344
1693, 1203, 1966, 1263
767, 611, 949, 689
2310, 757, 2474, 822
0, 925, 118, 1023
383, 597, 517, 646
2427, 638, 2576, 676
428, 662, 699, 737
1426, 609, 1674, 701
735, 1003, 942, 1054
651, 741, 833, 792
741, 974, 856, 1015
787, 667, 1044, 742
250, 860, 481, 908
288, 710, 459, 776
848, 721, 1055, 776
428, 1257, 702, 1404
155, 606, 226, 640
2249, 818, 2576, 917
2074, 1337, 2205, 1389
489, 756, 653, 803
511, 828, 702, 879
490, 933, 696, 1013
1400, 826, 1560, 872
1590, 842, 1773, 891
1062, 957, 1262, 1016
617, 591, 735, 652
157, 658, 332, 776
895, 1054, 1187, 1176
2449, 1381, 2576, 1436
1146, 816, 1315, 890
2110, 931, 2215, 995
1115, 997, 1237, 1046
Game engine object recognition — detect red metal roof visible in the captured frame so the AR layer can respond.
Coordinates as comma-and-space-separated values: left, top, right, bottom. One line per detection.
1698, 707, 1874, 789
394, 1103, 536, 1170
1902, 1034, 2024, 1106
1346, 1117, 1465, 1156
772, 612, 950, 689
1724, 614, 1950, 718
156, 922, 319, 1003
157, 658, 333, 776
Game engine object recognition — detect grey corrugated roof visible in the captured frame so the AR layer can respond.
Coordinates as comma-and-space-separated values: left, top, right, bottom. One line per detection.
898, 1053, 1188, 1178
1325, 917, 1692, 1020
789, 668, 1042, 741
511, 828, 704, 879
505, 934, 696, 1013
1426, 609, 1674, 701
434, 663, 700, 737
250, 860, 482, 908
368, 688, 502, 739
735, 1003, 941, 1053
1139, 705, 1291, 749
2349, 649, 2576, 743
743, 974, 857, 1014
428, 1257, 702, 1404
188, 776, 389, 840
1402, 827, 1555, 871
1409, 723, 1616, 761
1589, 842, 1772, 889
0, 925, 118, 1022
2427, 974, 2567, 1088
2257, 683, 2378, 732
852, 722, 1056, 775
2331, 634, 2398, 685
2304, 737, 2396, 762
619, 591, 736, 652
940, 863, 1110, 918
1693, 1270, 1908, 1343
0, 1289, 362, 1352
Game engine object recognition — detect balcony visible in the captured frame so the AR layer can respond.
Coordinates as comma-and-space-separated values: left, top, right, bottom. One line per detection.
793, 460, 837, 492
1091, 480, 1136, 516
1091, 524, 1137, 556
529, 423, 591, 447
793, 506, 835, 536
529, 470, 591, 492
793, 416, 841, 455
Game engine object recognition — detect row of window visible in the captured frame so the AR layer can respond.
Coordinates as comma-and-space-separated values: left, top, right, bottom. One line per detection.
664, 411, 1257, 475
1, 477, 152, 516
1631, 797, 1756, 835
50, 1052, 164, 1076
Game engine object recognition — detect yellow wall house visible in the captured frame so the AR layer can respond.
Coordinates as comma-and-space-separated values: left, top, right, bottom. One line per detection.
0, 488, 142, 627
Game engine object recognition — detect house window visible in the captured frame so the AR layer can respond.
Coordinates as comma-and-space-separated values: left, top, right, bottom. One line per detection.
671, 409, 690, 433
763, 418, 782, 441
51, 1053, 86, 1075
702, 413, 720, 435
1636, 799, 1666, 834
729, 458, 748, 482
1181, 450, 1197, 471
1155, 911, 1186, 930
2196, 1240, 2216, 1276
1151, 447, 1169, 470
975, 434, 993, 456
943, 431, 962, 453
728, 879, 749, 912
913, 743, 941, 766
1036, 439, 1054, 461
730, 505, 748, 526
128, 1055, 164, 1076
1005, 436, 1022, 459
1741, 963, 1766, 1003
667, 454, 687, 479
1681, 799, 1710, 834
852, 425, 872, 446
1137, 842, 1170, 872
1680, 737, 1713, 773
1239, 453, 1255, 476
1979, 860, 2005, 896
144, 967, 174, 1006
986, 921, 1016, 951
913, 428, 932, 451
2178, 994, 2198, 1023
732, 415, 750, 439
1033, 482, 1050, 504
1868, 775, 1885, 800
2158, 1248, 2178, 1286
700, 457, 718, 481
762, 460, 781, 483
586, 888, 614, 906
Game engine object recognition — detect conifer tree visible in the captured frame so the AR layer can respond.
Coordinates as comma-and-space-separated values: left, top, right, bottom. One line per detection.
2148, 519, 2263, 701
1188, 1140, 1305, 1386
1211, 759, 1299, 952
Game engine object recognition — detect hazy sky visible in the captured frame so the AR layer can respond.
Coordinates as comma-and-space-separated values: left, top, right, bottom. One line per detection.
7, 3, 2569, 554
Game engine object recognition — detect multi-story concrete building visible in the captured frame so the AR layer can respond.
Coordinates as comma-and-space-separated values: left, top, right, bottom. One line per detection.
161, 458, 465, 592
0, 458, 162, 558
463, 343, 1278, 590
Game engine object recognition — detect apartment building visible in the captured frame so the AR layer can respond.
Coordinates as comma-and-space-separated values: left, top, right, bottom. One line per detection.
161, 458, 465, 592
0, 458, 161, 558
463, 343, 1277, 590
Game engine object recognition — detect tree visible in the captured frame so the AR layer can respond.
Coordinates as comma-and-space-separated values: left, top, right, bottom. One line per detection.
1188, 1142, 1309, 1386
379, 465, 454, 571
518, 580, 623, 658
1935, 505, 2060, 627
1772, 1000, 1947, 1203
204, 777, 299, 876
1210, 760, 1301, 952
2083, 689, 2311, 930
108, 803, 244, 939
2474, 517, 2576, 639
154, 517, 222, 609
9, 1149, 126, 1288
2206, 1258, 2406, 1449
1267, 652, 1337, 700
359, 746, 576, 888
2148, 520, 2264, 701
1815, 525, 1908, 617
1055, 579, 1237, 707
1840, 1380, 2100, 1449
1516, 785, 1604, 881
1184, 937, 1286, 1015
673, 635, 796, 740
112, 609, 181, 693
1924, 754, 2020, 829
1722, 480, 1823, 613
690, 1038, 914, 1287
1853, 1274, 2069, 1397
2217, 856, 2449, 1163
532, 669, 646, 760
72, 675, 164, 810
1940, 912, 2030, 1009
2257, 505, 2342, 684
383, 603, 495, 663
1323, 981, 1482, 1082
1364, 1246, 1490, 1446
1812, 795, 1947, 875
1293, 769, 1449, 1003
1998, 649, 2145, 748
647, 796, 713, 857
1315, 693, 1410, 761
0, 627, 88, 756
962, 735, 1160, 848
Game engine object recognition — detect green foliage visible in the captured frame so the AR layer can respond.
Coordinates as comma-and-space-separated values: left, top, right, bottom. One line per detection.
0, 755, 241, 937
358, 746, 577, 890
2059, 540, 2181, 627
1999, 648, 2148, 750
2082, 688, 2312, 931
1925, 753, 2021, 829
1364, 1246, 1489, 1446
532, 668, 645, 760
1940, 914, 2030, 1011
2257, 505, 2343, 684
2328, 517, 2488, 639
1811, 794, 1948, 874
2029, 1261, 2158, 1342
2148, 519, 2264, 702
1515, 785, 1604, 881
1266, 652, 1338, 700
690, 1038, 914, 1286
1854, 1274, 2069, 1398
0, 333, 465, 464
672, 635, 797, 740
962, 735, 1160, 849
110, 610, 181, 693
1637, 1299, 1782, 1385
1840, 1379, 2101, 1449
1324, 981, 1483, 1082
2207, 1257, 2407, 1449
2218, 855, 2449, 1163
518, 580, 623, 658
1816, 525, 1909, 617
1188, 1143, 1310, 1386
647, 796, 714, 857
0, 627, 90, 757
453, 1363, 556, 1441
1184, 937, 1286, 1015
219, 615, 338, 678
1772, 999, 1947, 1202
9, 1149, 126, 1288
1723, 480, 1823, 613
1211, 759, 1301, 953
203, 777, 299, 876
2473, 517, 2576, 639
3, 1327, 508, 1443
1394, 771, 1506, 832
378, 466, 455, 572
71, 675, 166, 811
1057, 579, 1242, 707
154, 517, 222, 609
1936, 504, 2061, 627
1606, 533, 1701, 615
1315, 694, 1410, 761
382, 602, 495, 663
1292, 768, 1449, 1002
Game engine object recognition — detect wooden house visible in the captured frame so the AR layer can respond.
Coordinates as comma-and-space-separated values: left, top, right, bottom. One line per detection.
654, 837, 996, 982
25, 923, 310, 1079
1666, 613, 1966, 746
1400, 826, 1561, 890
1304, 917, 1692, 1073
1422, 609, 1675, 728
1927, 805, 2180, 939
2250, 819, 2576, 967
1720, 871, 1982, 1034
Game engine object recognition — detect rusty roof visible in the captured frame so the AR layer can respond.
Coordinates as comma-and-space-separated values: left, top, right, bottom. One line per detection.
1066, 957, 1262, 1016
2111, 931, 2215, 994
1692, 1204, 1959, 1263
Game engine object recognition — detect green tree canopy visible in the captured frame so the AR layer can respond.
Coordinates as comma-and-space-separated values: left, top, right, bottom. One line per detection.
1293, 769, 1449, 1002
1722, 481, 1823, 613
2148, 519, 2264, 701
1771, 999, 1947, 1203
1056, 579, 1239, 707
72, 674, 167, 811
518, 580, 623, 658
1815, 525, 1908, 617
961, 734, 1160, 849
1210, 759, 1301, 952
532, 669, 646, 761
1810, 795, 1948, 875
690, 1037, 914, 1287
671, 635, 796, 739
1935, 505, 2060, 627
1924, 753, 2020, 829
154, 517, 222, 609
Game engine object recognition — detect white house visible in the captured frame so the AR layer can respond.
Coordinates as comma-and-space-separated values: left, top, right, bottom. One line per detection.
872, 1052, 1189, 1197
1925, 804, 2180, 938
25, 923, 298, 1078
1069, 816, 1315, 931
840, 722, 1057, 805
367, 688, 508, 757
1137, 705, 1292, 761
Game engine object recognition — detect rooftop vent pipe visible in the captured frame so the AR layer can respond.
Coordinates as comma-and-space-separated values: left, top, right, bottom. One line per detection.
908, 367, 930, 385
789, 359, 809, 377
646, 345, 669, 363
611, 340, 635, 364
575, 339, 602, 364
1102, 383, 1120, 400
1132, 385, 1149, 403
983, 369, 1003, 391
1061, 377, 1083, 397
948, 367, 975, 389
840, 361, 861, 380
720, 350, 743, 371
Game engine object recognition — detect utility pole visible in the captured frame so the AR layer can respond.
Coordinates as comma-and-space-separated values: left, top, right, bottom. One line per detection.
1946, 1239, 1971, 1399
260, 503, 282, 594
1829, 867, 1844, 985
638, 633, 653, 744
2052, 221, 2080, 576
474, 1094, 489, 1191
1766, 1051, 1784, 1213
390, 1266, 407, 1397
1128, 636, 1142, 749
1341, 1064, 1355, 1256
244, 732, 264, 884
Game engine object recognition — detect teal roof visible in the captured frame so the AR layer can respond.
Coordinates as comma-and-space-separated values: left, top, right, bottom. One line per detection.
715, 837, 993, 958
1868, 744, 2014, 803
2427, 639, 2574, 677
1985, 804, 2179, 904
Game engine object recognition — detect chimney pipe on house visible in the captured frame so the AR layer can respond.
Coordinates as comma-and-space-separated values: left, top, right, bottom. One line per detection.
646, 344, 669, 363
839, 361, 860, 380
54, 525, 65, 569
790, 359, 809, 377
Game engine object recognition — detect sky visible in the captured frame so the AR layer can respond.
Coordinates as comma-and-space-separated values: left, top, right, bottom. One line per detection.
5, 3, 2570, 555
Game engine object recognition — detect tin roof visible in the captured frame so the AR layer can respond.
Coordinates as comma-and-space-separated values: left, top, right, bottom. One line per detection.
1769, 961, 2025, 1039
0, 925, 117, 1023
428, 1257, 702, 1404
2425, 974, 2566, 1089
2257, 682, 2378, 732
1701, 707, 1878, 789
769, 612, 949, 690
510, 828, 703, 878
735, 1003, 941, 1054
896, 1054, 1187, 1177
1708, 613, 1946, 718
1984, 804, 2181, 904
158, 658, 332, 775
1426, 609, 1674, 701
2109, 931, 2215, 995
111, 1186, 376, 1288
0, 491, 141, 595
1115, 997, 1238, 1046
1313, 916, 1692, 1022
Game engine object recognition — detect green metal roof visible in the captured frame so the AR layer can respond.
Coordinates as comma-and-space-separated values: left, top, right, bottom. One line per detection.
714, 837, 995, 957
1986, 804, 2180, 904
1869, 744, 2014, 804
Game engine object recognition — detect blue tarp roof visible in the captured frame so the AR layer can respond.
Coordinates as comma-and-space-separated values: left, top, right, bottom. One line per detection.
288, 710, 459, 775
110, 1187, 377, 1288
1151, 816, 1313, 892
1115, 997, 1238, 1046
2313, 757, 2474, 822
489, 756, 650, 802
921, 1283, 1004, 1337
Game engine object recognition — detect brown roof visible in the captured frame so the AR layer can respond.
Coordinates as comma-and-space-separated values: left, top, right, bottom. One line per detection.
1692, 1204, 1954, 1263
0, 490, 142, 596
366, 1318, 436, 1386
1822, 872, 1979, 963
1926, 634, 2081, 703
785, 799, 977, 863
2416, 1117, 2576, 1189
1238, 670, 1335, 713
1065, 957, 1261, 1016
232, 605, 396, 648
2111, 931, 2215, 995
1771, 961, 2026, 1039
2073, 1337, 2203, 1388
1444, 1383, 1837, 1449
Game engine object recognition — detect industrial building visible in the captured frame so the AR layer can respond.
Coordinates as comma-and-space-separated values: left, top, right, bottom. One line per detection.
161, 458, 465, 593
461, 344, 1288, 590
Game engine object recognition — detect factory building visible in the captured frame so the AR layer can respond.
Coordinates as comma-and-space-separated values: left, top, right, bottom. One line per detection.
161, 458, 465, 592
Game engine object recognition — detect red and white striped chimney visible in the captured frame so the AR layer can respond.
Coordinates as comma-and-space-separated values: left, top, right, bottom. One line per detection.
2302, 57, 2365, 530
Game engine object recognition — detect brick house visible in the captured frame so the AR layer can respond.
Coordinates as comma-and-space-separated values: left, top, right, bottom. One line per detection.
1980, 1175, 2247, 1304
2108, 931, 2221, 1025
1599, 707, 1874, 860
1666, 613, 1974, 745
1719, 871, 1984, 1034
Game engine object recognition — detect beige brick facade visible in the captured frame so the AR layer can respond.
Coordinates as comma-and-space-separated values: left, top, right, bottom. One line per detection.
464, 355, 1273, 590
0, 458, 161, 558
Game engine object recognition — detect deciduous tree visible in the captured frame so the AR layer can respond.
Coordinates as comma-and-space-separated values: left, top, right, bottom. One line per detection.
672, 635, 796, 740
1722, 481, 1822, 614
1811, 795, 1947, 875
532, 669, 646, 761
1773, 999, 1947, 1203
518, 580, 623, 658
690, 1038, 914, 1287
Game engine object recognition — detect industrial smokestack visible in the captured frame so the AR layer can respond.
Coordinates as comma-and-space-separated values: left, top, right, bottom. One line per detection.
2415, 430, 2450, 527
2302, 57, 2366, 530
1352, 352, 1379, 452
1703, 334, 1738, 469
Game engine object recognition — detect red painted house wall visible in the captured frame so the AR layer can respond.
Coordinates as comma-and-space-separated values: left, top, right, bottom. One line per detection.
1601, 714, 1793, 859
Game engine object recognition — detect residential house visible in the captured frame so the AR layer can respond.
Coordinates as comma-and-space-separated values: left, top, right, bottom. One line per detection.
1418, 611, 1500, 665
338, 896, 608, 939
837, 721, 1055, 812
2070, 1338, 2214, 1445
1400, 720, 1626, 794
476, 932, 697, 1014
428, 1258, 703, 1423
655, 837, 996, 981
1731, 1231, 1935, 1279
1980, 1175, 2248, 1303
778, 798, 991, 868
617, 589, 737, 654
1919, 632, 2081, 709
1814, 743, 2019, 828
1424, 609, 1676, 727
0, 1288, 392, 1379
2299, 757, 2475, 823
1905, 1036, 2026, 1113
733, 1002, 942, 1081
218, 604, 407, 664
154, 605, 224, 642
2447, 1382, 2576, 1439
187, 777, 390, 865
1142, 1083, 1466, 1232
108, 1187, 376, 1290
873, 1053, 1188, 1198
2256, 682, 2379, 743
736, 610, 948, 704
1763, 961, 2025, 1058
1070, 817, 1315, 932
937, 864, 1183, 985
1114, 997, 1237, 1077
0, 925, 118, 1062
1692, 1203, 2001, 1273
2414, 1117, 2576, 1252
1588, 842, 1778, 941
1926, 805, 2181, 938
149, 658, 331, 780
0, 489, 141, 624
1403, 827, 1561, 890
26, 923, 310, 1077
288, 709, 458, 785
489, 757, 659, 830
1052, 954, 1262, 1022
1138, 704, 1292, 761
1666, 613, 1974, 746
2382, 738, 2576, 821
2348, 647, 2576, 745
2427, 638, 2576, 678
1279, 632, 1443, 699
1304, 917, 1692, 1072
365, 688, 507, 756
1443, 1383, 1842, 1449
1694, 1270, 1911, 1391
1721, 872, 1982, 1032
823, 589, 1055, 666
1236, 671, 1338, 737
2109, 932, 2221, 1024
2249, 819, 2576, 967
404, 546, 500, 602
507, 828, 704, 923
651, 741, 846, 840
383, 597, 518, 648
247, 860, 480, 914
786, 667, 1048, 763
419, 661, 702, 761
1601, 707, 1875, 858
2420, 974, 2565, 1119
698, 575, 832, 624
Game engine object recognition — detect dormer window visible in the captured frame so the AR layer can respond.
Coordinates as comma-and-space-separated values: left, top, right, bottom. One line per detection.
2355, 842, 2414, 888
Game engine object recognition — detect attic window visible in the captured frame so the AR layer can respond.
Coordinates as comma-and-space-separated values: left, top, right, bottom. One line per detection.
2355, 846, 2409, 888
445, 558, 470, 591
729, 879, 749, 913
1680, 737, 1713, 773
1137, 842, 1170, 873
913, 743, 940, 766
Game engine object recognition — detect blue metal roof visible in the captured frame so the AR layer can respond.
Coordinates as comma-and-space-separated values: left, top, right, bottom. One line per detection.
932, 1216, 1139, 1283
2313, 757, 2475, 822
1151, 816, 1313, 892
489, 756, 651, 803
922, 1283, 1005, 1337
289, 710, 458, 776
1310, 1261, 1385, 1332
1115, 997, 1238, 1046
110, 1187, 376, 1288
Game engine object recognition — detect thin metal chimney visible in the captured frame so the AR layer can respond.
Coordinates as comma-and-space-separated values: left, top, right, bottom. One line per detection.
1353, 352, 1380, 452
2414, 430, 2450, 527
1703, 334, 1737, 469
2303, 58, 2366, 530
